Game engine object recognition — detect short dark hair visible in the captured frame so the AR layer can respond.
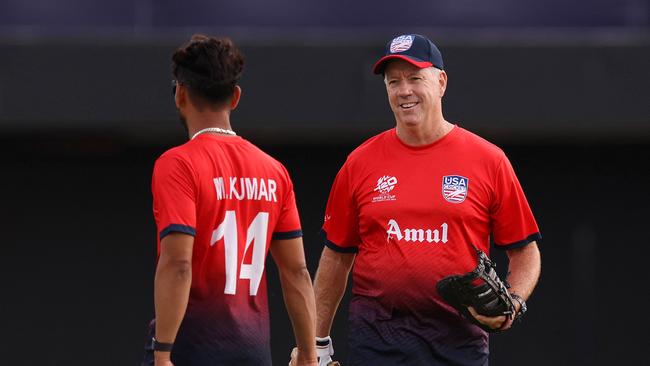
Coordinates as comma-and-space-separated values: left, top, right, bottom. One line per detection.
172, 34, 245, 106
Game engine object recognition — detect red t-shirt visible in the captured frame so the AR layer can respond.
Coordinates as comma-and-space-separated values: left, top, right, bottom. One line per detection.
322, 126, 540, 319
151, 133, 301, 364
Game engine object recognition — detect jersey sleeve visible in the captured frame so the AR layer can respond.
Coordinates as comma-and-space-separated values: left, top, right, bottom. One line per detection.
271, 166, 303, 240
152, 154, 197, 240
490, 155, 541, 249
321, 161, 361, 253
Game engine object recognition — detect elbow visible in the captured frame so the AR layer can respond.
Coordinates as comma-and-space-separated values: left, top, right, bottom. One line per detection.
281, 263, 312, 282
174, 260, 192, 280
159, 257, 192, 280
291, 263, 311, 277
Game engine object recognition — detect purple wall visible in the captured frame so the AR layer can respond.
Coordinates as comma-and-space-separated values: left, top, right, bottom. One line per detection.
1, 0, 647, 30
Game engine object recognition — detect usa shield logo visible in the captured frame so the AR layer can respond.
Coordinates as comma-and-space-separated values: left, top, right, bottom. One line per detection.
390, 35, 414, 53
442, 175, 469, 204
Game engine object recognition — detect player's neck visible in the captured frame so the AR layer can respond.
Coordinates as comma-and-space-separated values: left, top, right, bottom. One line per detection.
396, 117, 452, 147
187, 110, 235, 139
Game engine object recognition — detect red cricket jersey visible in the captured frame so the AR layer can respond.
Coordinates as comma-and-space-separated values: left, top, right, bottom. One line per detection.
151, 133, 302, 365
322, 126, 540, 320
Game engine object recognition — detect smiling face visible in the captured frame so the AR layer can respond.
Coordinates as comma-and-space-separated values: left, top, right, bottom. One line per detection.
384, 59, 447, 131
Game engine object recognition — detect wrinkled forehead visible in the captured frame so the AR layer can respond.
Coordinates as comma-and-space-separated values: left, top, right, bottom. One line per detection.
384, 59, 437, 77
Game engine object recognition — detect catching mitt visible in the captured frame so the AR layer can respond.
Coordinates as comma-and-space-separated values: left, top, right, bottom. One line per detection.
436, 246, 515, 332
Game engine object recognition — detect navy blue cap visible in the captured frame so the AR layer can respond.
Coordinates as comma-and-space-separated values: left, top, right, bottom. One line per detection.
373, 34, 444, 74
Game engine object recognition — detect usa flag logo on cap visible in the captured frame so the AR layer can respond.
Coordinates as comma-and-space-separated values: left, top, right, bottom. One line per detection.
390, 35, 414, 53
442, 175, 469, 204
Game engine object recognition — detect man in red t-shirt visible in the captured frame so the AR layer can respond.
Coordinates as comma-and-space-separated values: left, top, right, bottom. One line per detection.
141, 35, 318, 366
309, 34, 542, 366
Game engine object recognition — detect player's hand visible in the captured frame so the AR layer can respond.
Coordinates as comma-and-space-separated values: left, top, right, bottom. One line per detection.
289, 347, 318, 366
468, 306, 516, 331
154, 351, 174, 366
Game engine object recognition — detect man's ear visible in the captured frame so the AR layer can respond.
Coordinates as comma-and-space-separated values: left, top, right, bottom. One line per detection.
175, 84, 185, 109
230, 85, 242, 110
438, 70, 448, 97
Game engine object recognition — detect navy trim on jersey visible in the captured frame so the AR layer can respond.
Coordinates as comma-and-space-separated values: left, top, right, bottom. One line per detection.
272, 230, 303, 240
495, 232, 542, 250
320, 229, 359, 254
160, 224, 196, 240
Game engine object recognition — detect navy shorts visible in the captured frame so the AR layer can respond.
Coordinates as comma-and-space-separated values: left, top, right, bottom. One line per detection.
140, 319, 272, 366
347, 296, 489, 366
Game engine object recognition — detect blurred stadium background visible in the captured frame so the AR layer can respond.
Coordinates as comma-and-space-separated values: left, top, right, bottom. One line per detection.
1, 1, 648, 365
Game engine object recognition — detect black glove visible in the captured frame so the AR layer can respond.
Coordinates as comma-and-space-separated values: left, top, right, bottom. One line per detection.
436, 246, 516, 332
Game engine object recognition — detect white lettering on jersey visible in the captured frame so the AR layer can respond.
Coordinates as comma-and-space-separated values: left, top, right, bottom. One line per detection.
230, 177, 246, 200
386, 219, 448, 243
258, 178, 268, 201
214, 177, 226, 200
214, 177, 278, 202
268, 179, 277, 202
245, 178, 258, 200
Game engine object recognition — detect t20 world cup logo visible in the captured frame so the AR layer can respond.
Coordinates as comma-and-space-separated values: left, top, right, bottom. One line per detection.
372, 175, 398, 202
374, 175, 397, 194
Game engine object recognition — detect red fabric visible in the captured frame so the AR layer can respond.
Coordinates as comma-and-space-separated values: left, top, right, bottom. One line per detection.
322, 126, 539, 317
151, 133, 301, 358
373, 55, 434, 73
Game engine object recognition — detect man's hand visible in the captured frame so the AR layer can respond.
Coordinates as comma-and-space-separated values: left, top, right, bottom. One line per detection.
437, 246, 518, 332
154, 351, 174, 366
468, 306, 508, 330
289, 336, 340, 366
289, 347, 319, 366
468, 299, 522, 331
469, 241, 540, 332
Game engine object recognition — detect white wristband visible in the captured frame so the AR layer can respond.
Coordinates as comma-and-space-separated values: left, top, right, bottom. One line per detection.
315, 336, 334, 366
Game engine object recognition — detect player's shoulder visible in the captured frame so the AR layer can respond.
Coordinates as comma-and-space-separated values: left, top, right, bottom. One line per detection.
247, 141, 291, 173
345, 129, 393, 164
149, 145, 196, 187
228, 139, 295, 184
158, 143, 190, 160
154, 143, 192, 169
156, 139, 206, 170
455, 126, 506, 160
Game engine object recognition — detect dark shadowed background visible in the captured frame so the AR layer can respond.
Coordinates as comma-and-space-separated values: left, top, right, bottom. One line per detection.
1, 1, 649, 365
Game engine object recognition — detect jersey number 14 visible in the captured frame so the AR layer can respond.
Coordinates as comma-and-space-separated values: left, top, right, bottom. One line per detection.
210, 210, 269, 296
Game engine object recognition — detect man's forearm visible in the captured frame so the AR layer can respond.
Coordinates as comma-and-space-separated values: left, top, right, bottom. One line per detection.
279, 266, 317, 362
314, 248, 355, 337
154, 258, 192, 344
506, 241, 541, 300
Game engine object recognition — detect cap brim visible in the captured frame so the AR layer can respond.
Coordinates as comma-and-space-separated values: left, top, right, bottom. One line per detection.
372, 55, 433, 74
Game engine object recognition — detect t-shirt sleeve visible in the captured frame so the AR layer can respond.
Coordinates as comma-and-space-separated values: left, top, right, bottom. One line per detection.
321, 162, 361, 253
152, 154, 197, 240
271, 166, 303, 240
490, 155, 541, 249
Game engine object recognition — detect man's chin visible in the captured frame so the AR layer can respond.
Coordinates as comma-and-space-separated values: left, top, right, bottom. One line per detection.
396, 117, 423, 128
